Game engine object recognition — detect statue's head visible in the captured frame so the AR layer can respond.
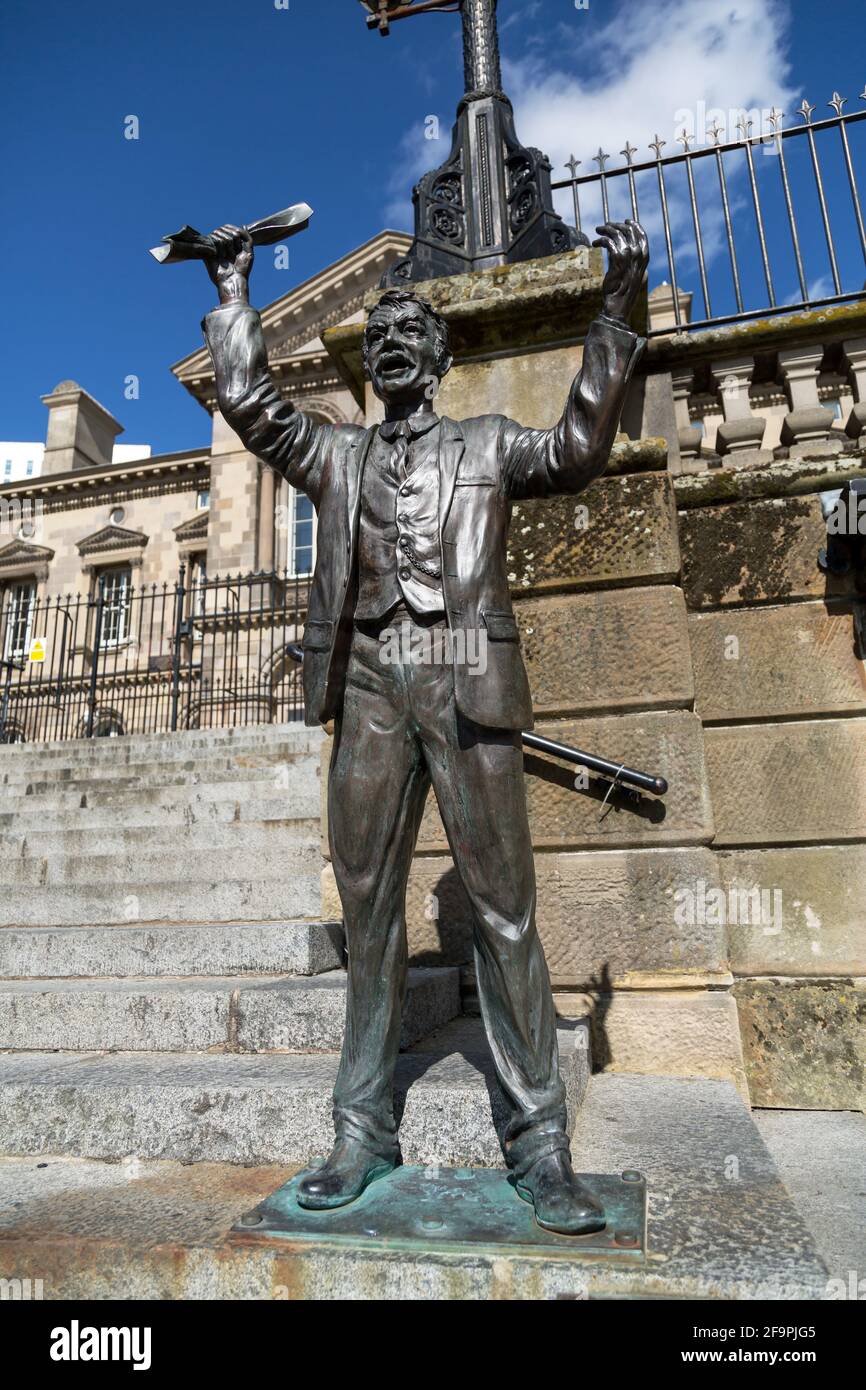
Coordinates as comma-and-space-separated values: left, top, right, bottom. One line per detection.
363, 289, 453, 407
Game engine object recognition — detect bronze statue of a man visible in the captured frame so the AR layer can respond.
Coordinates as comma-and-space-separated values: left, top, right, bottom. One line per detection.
201, 218, 648, 1234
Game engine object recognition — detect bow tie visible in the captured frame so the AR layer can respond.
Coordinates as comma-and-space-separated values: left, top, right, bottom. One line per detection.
379, 413, 439, 443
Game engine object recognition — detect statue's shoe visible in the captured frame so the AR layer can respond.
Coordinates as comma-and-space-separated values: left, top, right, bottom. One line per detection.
515, 1151, 606, 1236
297, 1139, 396, 1211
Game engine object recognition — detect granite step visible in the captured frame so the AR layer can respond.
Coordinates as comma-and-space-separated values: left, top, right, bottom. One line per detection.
0, 841, 323, 889
0, 967, 459, 1053
0, 1018, 588, 1167
0, 920, 344, 981
1, 761, 321, 798
0, 874, 323, 928
0, 793, 320, 832
0, 1068, 830, 1300
0, 819, 323, 860
0, 726, 323, 769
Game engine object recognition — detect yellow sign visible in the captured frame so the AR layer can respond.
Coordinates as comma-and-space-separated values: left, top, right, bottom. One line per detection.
29, 638, 46, 664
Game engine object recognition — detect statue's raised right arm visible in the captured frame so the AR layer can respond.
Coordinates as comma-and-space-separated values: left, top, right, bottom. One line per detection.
201, 225, 331, 506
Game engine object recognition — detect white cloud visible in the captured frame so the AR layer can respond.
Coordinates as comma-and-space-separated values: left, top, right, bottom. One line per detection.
380, 0, 799, 309
504, 0, 796, 166
501, 0, 797, 298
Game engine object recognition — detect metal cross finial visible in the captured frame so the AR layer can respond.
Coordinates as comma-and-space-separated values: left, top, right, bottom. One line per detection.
797, 99, 816, 125
767, 107, 784, 133
565, 155, 581, 179
649, 134, 666, 158
828, 92, 847, 116
593, 147, 610, 172
707, 118, 725, 146
620, 141, 637, 165
736, 114, 754, 141
676, 129, 693, 152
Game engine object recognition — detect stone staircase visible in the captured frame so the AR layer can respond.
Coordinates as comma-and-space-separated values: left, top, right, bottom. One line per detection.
0, 726, 842, 1298
0, 726, 583, 1170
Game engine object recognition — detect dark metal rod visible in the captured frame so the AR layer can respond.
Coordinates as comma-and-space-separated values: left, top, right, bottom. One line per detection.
170, 565, 186, 733
837, 119, 866, 265
773, 133, 809, 302
599, 169, 610, 223
655, 154, 682, 328
683, 153, 712, 318
806, 124, 842, 294
742, 137, 776, 306
86, 579, 105, 739
521, 731, 668, 796
714, 145, 744, 313
626, 165, 638, 220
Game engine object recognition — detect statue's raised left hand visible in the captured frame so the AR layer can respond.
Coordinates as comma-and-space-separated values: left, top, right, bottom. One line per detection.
593, 219, 649, 326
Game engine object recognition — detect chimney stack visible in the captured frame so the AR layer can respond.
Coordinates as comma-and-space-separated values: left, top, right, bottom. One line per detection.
41, 380, 123, 476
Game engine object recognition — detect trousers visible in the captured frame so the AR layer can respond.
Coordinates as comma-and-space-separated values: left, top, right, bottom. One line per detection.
327, 604, 569, 1178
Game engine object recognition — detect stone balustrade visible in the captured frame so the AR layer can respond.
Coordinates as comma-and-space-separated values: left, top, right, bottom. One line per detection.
635, 302, 866, 475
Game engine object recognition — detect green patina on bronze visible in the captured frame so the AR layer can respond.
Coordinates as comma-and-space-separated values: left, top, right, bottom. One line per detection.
237, 1165, 647, 1262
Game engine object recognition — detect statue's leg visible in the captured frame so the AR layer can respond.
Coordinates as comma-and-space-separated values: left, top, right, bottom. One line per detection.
417, 678, 605, 1234
298, 626, 429, 1210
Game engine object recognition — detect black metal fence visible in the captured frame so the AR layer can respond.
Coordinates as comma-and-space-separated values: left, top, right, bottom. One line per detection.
0, 566, 309, 745
553, 90, 866, 334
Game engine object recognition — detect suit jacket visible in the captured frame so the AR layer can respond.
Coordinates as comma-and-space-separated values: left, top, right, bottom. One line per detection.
203, 302, 645, 730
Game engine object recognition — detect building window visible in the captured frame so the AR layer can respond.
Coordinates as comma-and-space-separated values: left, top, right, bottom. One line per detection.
188, 553, 207, 617
26, 460, 33, 477
196, 489, 210, 511
2, 581, 36, 660
3, 461, 11, 479
110, 506, 126, 525
291, 491, 315, 577
97, 567, 132, 648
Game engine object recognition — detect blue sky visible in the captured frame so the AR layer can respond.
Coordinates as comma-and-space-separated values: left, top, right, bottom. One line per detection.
2, 0, 865, 454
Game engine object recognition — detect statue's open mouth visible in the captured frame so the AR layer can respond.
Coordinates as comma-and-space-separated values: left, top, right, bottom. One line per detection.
379, 350, 414, 376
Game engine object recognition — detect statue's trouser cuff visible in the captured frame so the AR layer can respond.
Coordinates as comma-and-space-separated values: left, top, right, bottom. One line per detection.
332, 1106, 401, 1164
504, 1122, 571, 1182
328, 616, 567, 1174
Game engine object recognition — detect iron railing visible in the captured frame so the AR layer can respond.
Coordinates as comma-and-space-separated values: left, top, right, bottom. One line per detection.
553, 89, 866, 335
0, 566, 309, 744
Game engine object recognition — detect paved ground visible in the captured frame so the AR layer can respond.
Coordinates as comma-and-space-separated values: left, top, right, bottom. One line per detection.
754, 1108, 866, 1290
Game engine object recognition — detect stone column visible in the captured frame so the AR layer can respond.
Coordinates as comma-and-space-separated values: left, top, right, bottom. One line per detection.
672, 367, 702, 469
258, 464, 276, 573
778, 345, 836, 452
710, 357, 767, 457
843, 336, 866, 439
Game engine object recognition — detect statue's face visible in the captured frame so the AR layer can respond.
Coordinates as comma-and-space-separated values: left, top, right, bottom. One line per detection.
365, 302, 443, 406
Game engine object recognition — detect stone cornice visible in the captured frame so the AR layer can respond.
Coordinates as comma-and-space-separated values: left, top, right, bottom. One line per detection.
644, 301, 866, 372
0, 449, 211, 505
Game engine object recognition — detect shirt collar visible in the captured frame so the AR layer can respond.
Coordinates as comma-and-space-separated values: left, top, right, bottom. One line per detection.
379, 411, 440, 442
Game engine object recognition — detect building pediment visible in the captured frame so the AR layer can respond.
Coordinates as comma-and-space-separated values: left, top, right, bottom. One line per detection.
0, 539, 55, 570
173, 511, 209, 543
77, 524, 149, 557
